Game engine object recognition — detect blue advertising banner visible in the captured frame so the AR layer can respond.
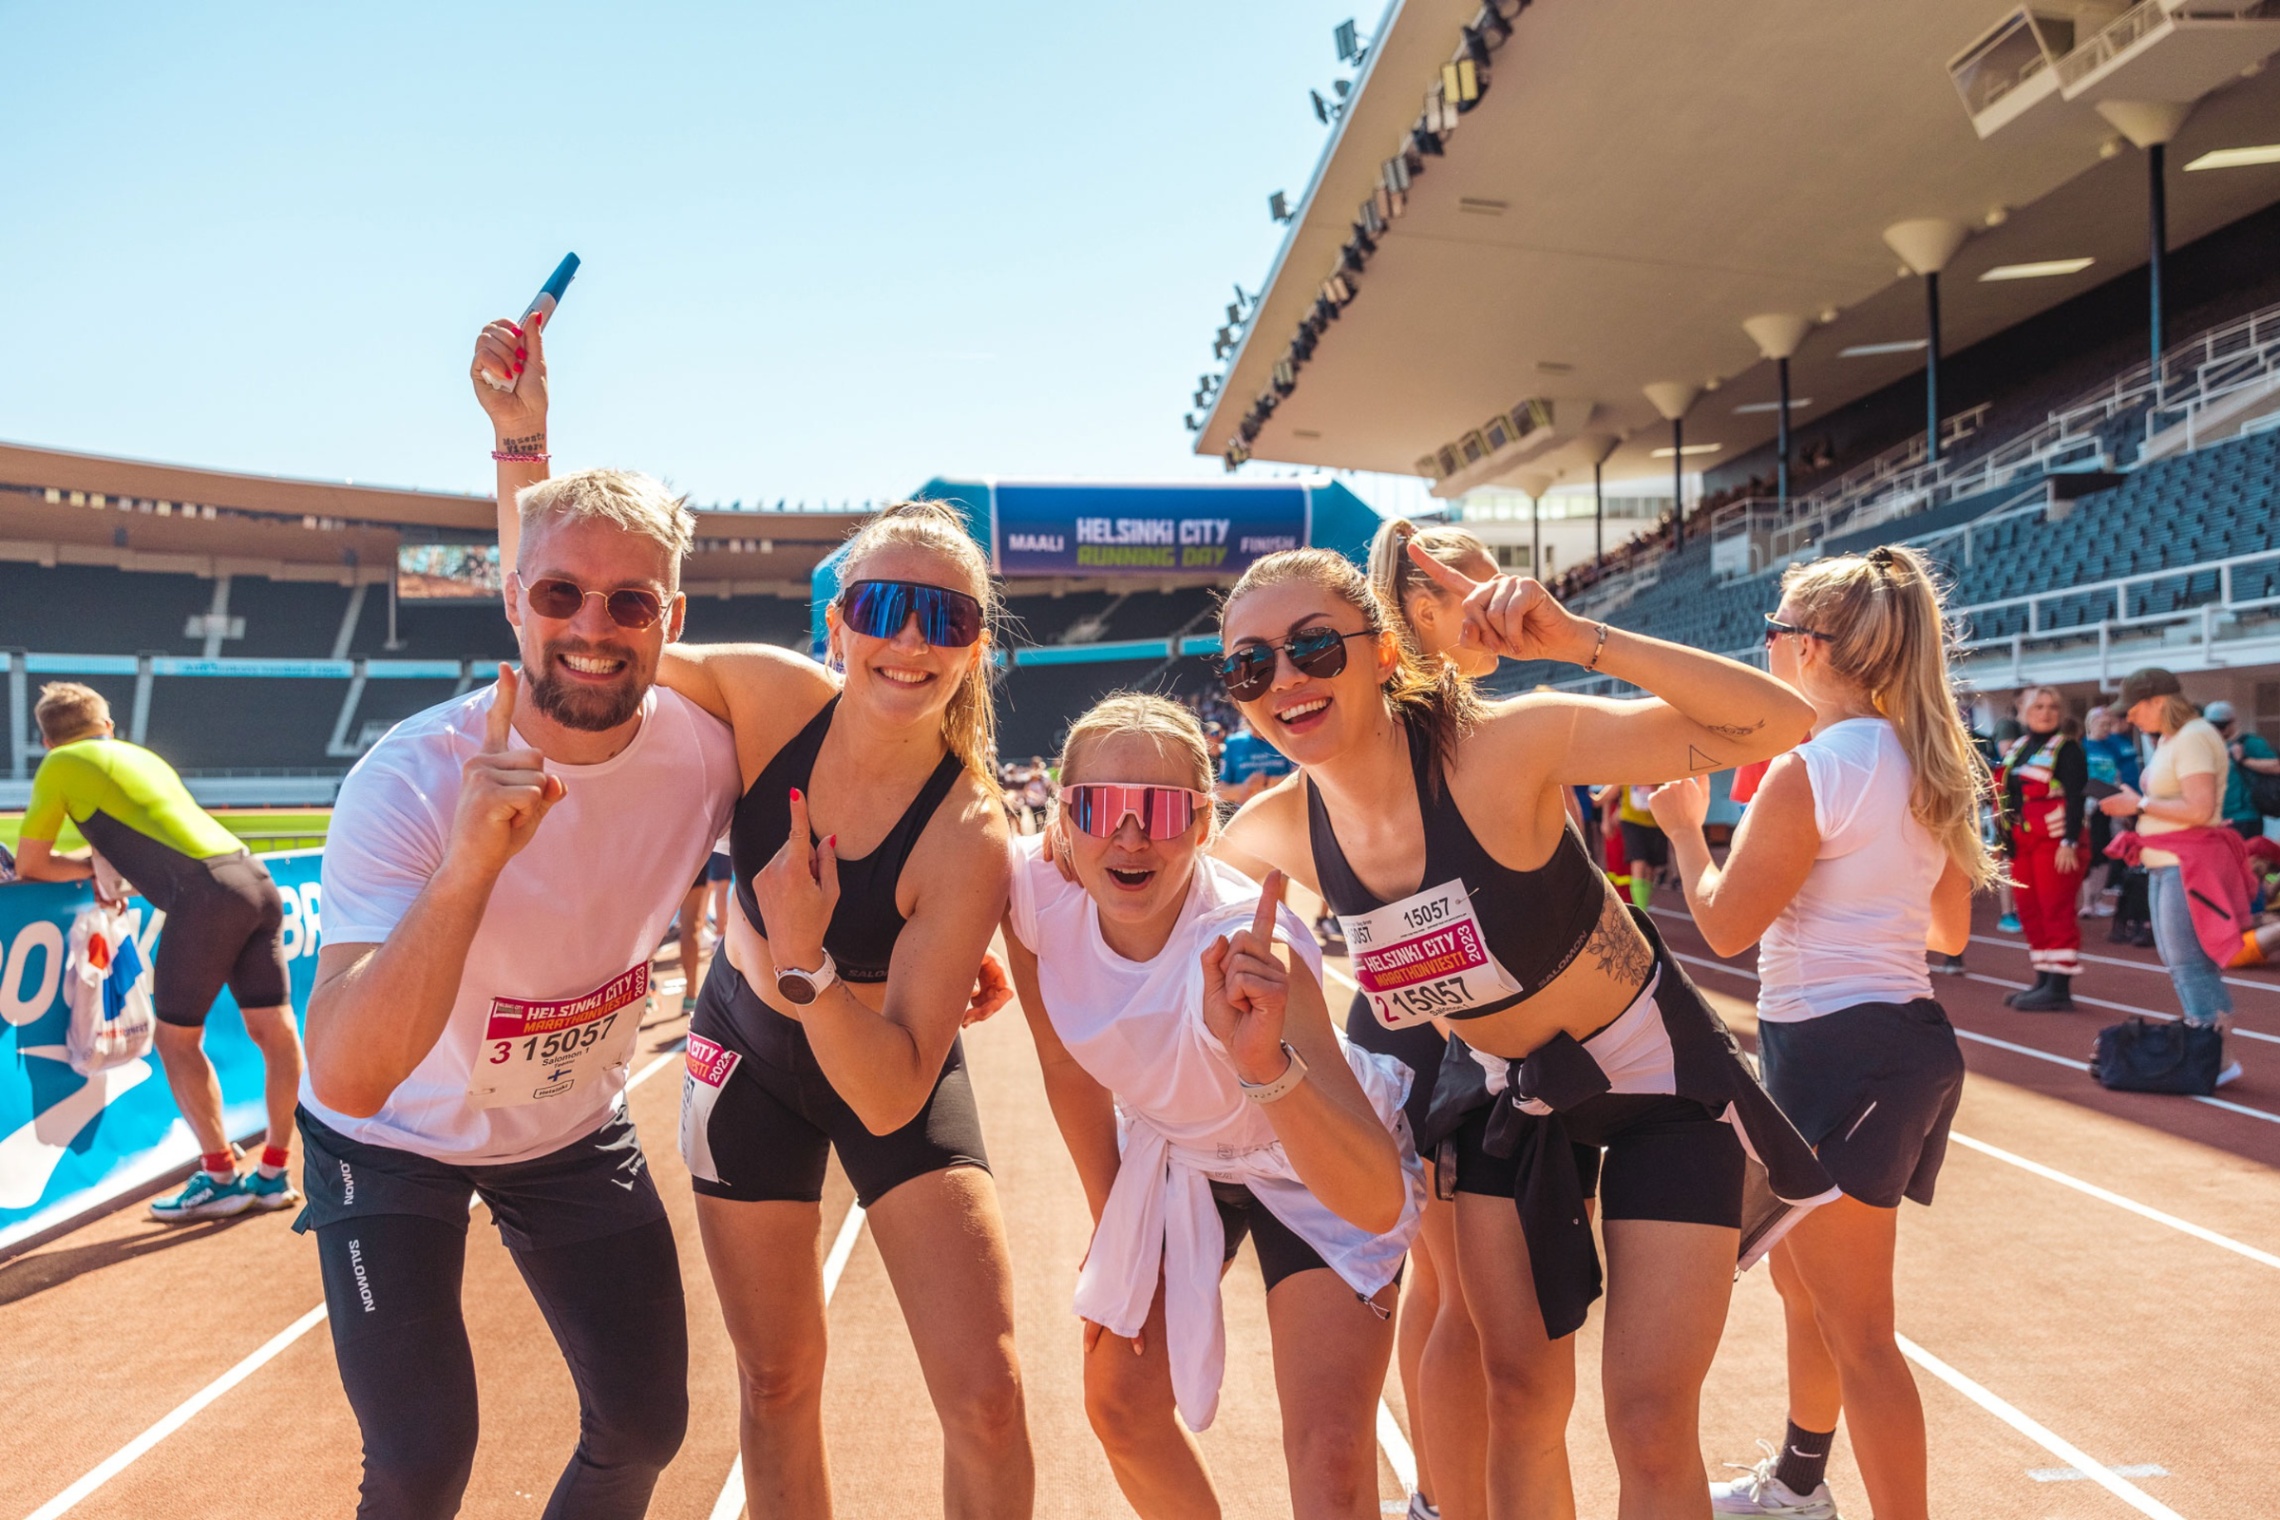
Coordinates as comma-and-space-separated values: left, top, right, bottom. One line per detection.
991, 482, 1309, 577
0, 851, 323, 1251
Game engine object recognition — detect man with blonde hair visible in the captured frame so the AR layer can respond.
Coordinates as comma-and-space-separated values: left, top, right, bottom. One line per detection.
17, 681, 305, 1220
299, 463, 740, 1518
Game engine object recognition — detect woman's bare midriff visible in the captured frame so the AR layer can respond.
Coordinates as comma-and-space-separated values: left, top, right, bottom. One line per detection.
725, 903, 892, 1022
1421, 877, 1655, 1061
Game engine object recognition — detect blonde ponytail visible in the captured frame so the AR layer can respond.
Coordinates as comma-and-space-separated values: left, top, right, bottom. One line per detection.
1780, 544, 1997, 886
1366, 517, 1493, 663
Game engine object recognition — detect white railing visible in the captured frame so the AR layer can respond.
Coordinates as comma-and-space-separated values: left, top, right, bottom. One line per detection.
2054, 0, 2167, 90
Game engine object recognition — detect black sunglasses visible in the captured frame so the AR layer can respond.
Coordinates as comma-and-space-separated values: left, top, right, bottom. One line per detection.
1763, 614, 1832, 646
1217, 626, 1374, 702
522, 576, 666, 630
841, 579, 985, 648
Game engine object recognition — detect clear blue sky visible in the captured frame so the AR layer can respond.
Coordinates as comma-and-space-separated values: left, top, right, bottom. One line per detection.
1, 2, 1372, 507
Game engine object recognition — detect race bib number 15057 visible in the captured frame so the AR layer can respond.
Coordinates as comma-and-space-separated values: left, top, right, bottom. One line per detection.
467, 964, 647, 1110
1338, 880, 1523, 1029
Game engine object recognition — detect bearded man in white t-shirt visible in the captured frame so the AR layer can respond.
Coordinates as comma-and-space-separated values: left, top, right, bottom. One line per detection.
298, 468, 740, 1520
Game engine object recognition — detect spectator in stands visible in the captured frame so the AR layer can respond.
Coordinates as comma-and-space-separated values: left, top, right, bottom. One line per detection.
2100, 668, 2241, 1083
2205, 700, 2278, 840
1215, 714, 1292, 805
14, 682, 305, 1222
1996, 687, 2088, 1011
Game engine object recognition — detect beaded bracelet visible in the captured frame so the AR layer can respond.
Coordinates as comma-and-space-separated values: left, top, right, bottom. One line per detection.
490, 450, 550, 463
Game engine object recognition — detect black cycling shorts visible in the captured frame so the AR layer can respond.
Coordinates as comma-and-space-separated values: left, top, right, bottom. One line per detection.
1344, 989, 1442, 1144
1452, 1092, 1744, 1229
154, 850, 289, 1027
681, 958, 989, 1209
1758, 999, 1965, 1209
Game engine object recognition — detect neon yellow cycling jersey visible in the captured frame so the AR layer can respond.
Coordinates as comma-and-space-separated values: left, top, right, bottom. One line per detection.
22, 738, 242, 862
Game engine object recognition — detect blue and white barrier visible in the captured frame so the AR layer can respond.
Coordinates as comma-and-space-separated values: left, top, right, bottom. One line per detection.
0, 851, 323, 1252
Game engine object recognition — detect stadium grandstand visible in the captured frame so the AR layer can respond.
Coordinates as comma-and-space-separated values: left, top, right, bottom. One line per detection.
1191, 0, 2280, 739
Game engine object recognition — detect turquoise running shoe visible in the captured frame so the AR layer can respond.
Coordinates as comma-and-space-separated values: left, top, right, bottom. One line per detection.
150, 1170, 255, 1223
1997, 913, 2021, 933
243, 1169, 303, 1212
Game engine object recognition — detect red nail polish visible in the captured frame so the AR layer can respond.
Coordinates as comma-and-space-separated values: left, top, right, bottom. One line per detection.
789, 788, 801, 803
515, 348, 527, 361
827, 834, 838, 849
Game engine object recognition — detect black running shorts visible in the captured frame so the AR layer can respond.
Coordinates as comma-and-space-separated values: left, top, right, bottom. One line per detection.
154, 851, 290, 1027
1618, 820, 1669, 871
1210, 1180, 1331, 1291
682, 958, 989, 1209
1757, 999, 1965, 1209
1451, 1092, 1743, 1229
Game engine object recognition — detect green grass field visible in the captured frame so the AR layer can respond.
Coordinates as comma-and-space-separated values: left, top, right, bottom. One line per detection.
0, 808, 332, 855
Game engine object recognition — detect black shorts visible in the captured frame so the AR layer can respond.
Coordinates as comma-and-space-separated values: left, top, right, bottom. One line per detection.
1451, 1092, 1744, 1229
1344, 989, 1442, 1143
1211, 1181, 1332, 1291
690, 852, 732, 892
294, 1104, 667, 1252
682, 958, 989, 1209
154, 851, 289, 1027
1618, 820, 1669, 871
1757, 999, 1965, 1209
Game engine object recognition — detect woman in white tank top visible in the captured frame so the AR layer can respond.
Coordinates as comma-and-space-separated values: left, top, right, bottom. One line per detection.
1649, 545, 1993, 1520
1000, 693, 1423, 1518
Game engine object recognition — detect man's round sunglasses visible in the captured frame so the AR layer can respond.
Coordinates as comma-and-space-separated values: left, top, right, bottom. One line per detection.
840, 579, 986, 648
1216, 626, 1374, 702
1763, 614, 1832, 647
522, 576, 666, 630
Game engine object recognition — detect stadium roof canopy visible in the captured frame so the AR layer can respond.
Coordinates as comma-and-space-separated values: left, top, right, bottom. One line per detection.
1197, 0, 2280, 493
0, 439, 865, 592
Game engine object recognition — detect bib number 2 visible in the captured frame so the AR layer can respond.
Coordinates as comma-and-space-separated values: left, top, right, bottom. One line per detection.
1339, 881, 1523, 1030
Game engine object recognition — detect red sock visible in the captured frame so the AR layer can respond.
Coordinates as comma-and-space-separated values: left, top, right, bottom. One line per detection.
201, 1151, 235, 1179
261, 1145, 291, 1172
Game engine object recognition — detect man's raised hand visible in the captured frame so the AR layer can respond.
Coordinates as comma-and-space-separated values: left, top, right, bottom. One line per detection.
448, 666, 566, 876
1201, 870, 1294, 1084
469, 310, 549, 441
1405, 538, 1596, 666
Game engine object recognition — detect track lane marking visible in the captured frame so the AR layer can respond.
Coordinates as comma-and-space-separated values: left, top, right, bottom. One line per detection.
22, 1037, 690, 1520
1945, 1133, 2280, 1269
709, 1198, 869, 1520
1894, 1335, 2184, 1520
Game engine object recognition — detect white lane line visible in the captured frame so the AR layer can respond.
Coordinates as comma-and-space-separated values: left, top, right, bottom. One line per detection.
1668, 946, 2280, 1126
710, 1200, 869, 1520
24, 1303, 331, 1520
1895, 1334, 2184, 1520
1947, 1133, 2280, 1270
25, 1034, 693, 1520
1971, 930, 2280, 1000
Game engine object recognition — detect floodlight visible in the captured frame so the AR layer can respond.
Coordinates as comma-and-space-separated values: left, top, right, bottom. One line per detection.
1413, 124, 1444, 157
1442, 58, 1480, 107
1269, 191, 1292, 223
1335, 18, 1362, 63
1312, 89, 1331, 124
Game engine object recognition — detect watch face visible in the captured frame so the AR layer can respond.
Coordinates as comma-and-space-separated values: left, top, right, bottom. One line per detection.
775, 972, 818, 1005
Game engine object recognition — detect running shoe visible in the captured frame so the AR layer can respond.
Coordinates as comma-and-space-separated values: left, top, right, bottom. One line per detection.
150, 1170, 254, 1223
1405, 1494, 1440, 1520
243, 1169, 303, 1212
1710, 1444, 1839, 1518
2218, 1060, 2244, 1088
1997, 913, 2021, 933
1934, 953, 1968, 976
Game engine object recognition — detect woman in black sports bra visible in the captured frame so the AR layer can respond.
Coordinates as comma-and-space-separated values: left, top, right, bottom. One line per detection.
1214, 545, 1831, 1520
487, 346, 1034, 1516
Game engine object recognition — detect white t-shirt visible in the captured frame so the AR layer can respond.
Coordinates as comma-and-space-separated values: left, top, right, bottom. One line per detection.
2140, 717, 2228, 868
306, 684, 739, 1163
1755, 719, 1947, 1023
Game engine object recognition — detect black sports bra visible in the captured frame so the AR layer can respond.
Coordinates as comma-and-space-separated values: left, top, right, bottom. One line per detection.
732, 696, 964, 983
1305, 720, 1603, 1019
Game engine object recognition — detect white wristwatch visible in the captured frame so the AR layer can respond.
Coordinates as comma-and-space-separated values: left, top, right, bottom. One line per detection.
775, 951, 839, 1006
1238, 1041, 1310, 1104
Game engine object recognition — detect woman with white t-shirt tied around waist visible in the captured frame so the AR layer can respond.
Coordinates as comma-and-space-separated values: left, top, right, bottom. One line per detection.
1651, 545, 1990, 1520
1001, 693, 1422, 1520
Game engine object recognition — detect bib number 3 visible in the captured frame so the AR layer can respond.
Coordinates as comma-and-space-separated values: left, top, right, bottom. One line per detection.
468, 964, 648, 1110
1339, 881, 1523, 1030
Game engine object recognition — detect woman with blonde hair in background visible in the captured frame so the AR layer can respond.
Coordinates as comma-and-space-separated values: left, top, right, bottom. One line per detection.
1005, 690, 1421, 1518
474, 313, 1033, 1518
1996, 685, 2089, 1010
1209, 542, 1833, 1520
1650, 544, 1989, 1520
1361, 517, 1496, 1520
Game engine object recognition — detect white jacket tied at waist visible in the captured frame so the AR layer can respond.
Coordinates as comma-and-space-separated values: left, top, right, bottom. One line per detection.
1073, 1034, 1426, 1432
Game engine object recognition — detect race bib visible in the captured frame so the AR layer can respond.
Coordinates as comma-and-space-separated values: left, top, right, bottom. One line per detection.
1339, 880, 1524, 1029
467, 965, 647, 1110
679, 1033, 742, 1184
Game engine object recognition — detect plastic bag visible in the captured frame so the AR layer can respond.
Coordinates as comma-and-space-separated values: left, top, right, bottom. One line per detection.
67, 902, 156, 1077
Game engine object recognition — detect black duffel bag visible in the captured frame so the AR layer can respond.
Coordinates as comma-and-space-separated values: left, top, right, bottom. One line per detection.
2091, 1017, 2223, 1095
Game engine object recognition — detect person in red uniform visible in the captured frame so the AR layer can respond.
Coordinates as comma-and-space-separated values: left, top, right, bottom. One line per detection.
1998, 686, 2088, 1010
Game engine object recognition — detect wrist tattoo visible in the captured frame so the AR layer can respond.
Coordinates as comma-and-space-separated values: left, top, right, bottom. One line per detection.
1702, 719, 1763, 740
497, 432, 546, 456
